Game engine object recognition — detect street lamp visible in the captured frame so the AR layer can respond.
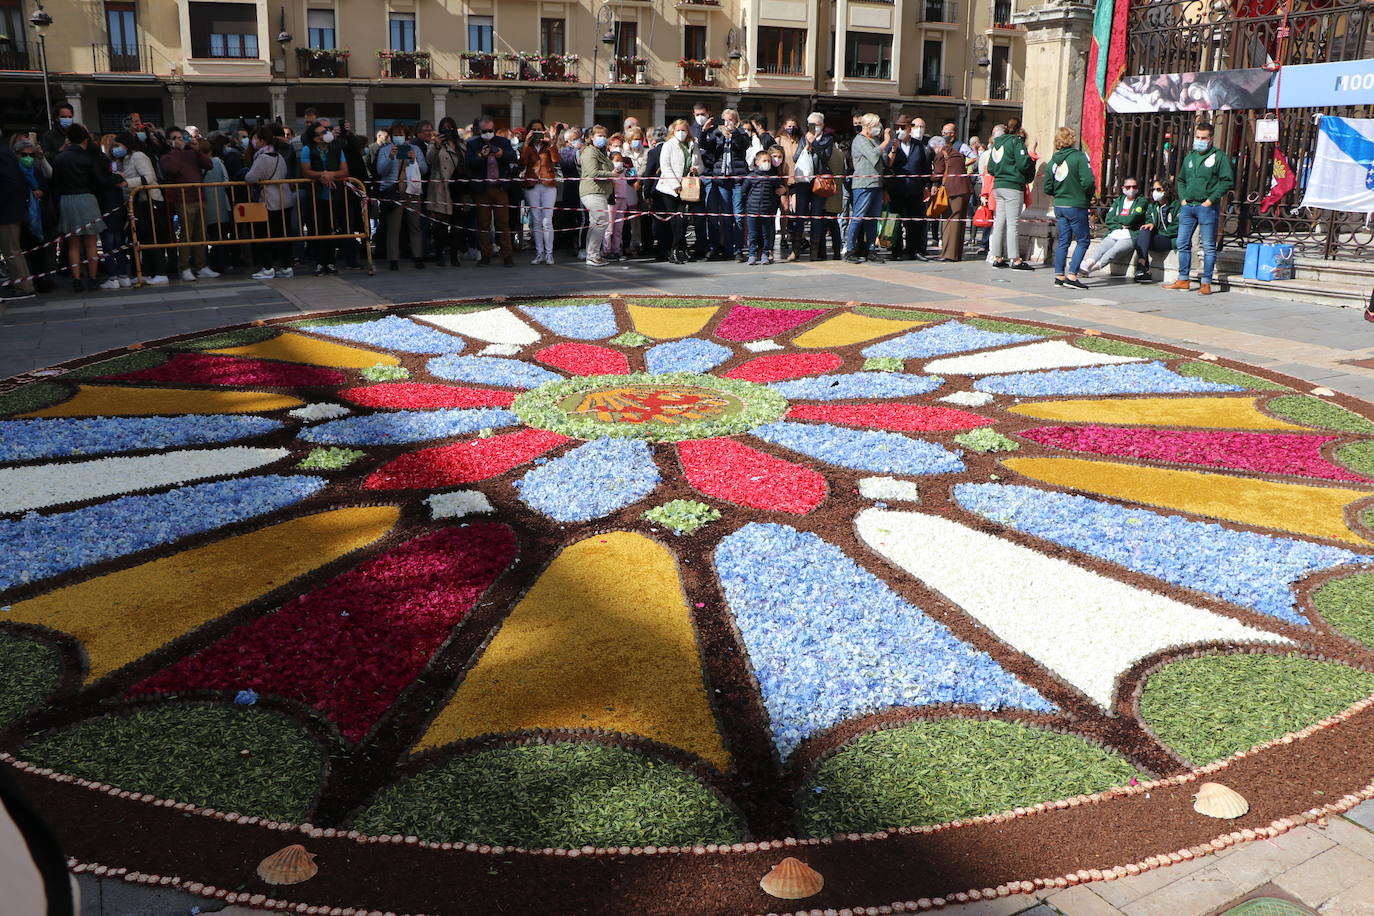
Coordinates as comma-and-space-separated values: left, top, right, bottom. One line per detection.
590, 2, 615, 124
274, 6, 292, 76
28, 1, 53, 137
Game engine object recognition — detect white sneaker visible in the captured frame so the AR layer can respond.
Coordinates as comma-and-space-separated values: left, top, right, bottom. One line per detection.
532, 254, 544, 265
274, 267, 294, 278
465, 248, 481, 261
144, 275, 169, 285
251, 268, 276, 280
586, 256, 609, 267
97, 278, 121, 290
197, 267, 221, 279
576, 249, 587, 260
117, 276, 132, 288
180, 269, 197, 282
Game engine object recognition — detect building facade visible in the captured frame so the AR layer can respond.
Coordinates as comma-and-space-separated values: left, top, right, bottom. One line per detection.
0, 0, 1025, 140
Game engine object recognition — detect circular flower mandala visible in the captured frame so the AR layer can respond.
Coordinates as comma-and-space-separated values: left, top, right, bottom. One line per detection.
3, 296, 1374, 915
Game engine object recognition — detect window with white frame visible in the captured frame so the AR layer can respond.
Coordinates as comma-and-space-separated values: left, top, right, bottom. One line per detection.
307, 8, 335, 49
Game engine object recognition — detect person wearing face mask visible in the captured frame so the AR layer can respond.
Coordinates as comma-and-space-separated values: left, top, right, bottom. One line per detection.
774, 117, 803, 260
932, 122, 974, 262
112, 129, 168, 284
604, 150, 639, 261
690, 103, 713, 140
50, 123, 117, 292
656, 120, 699, 264
298, 121, 351, 275
1078, 176, 1148, 278
242, 125, 297, 280
521, 121, 560, 265
622, 127, 649, 257
157, 126, 218, 282
375, 123, 427, 270
40, 104, 75, 161
698, 107, 752, 261
464, 116, 517, 267
742, 148, 787, 265
0, 139, 38, 299
577, 125, 615, 266
986, 116, 1037, 270
556, 128, 586, 259
1133, 179, 1179, 282
791, 111, 836, 260
885, 113, 932, 262
1164, 122, 1234, 296
1043, 125, 1096, 289
425, 130, 470, 268
842, 114, 892, 264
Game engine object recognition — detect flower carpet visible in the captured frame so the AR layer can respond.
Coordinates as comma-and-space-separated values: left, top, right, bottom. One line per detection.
3, 296, 1374, 915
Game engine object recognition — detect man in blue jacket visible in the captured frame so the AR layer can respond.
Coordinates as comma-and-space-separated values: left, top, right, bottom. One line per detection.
465, 115, 518, 266
698, 108, 752, 260
886, 114, 933, 261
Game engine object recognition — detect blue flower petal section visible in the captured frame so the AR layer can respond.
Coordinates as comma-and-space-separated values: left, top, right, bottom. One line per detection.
862, 321, 1039, 359
974, 362, 1242, 396
298, 408, 518, 445
716, 522, 1055, 758
955, 483, 1366, 626
0, 475, 325, 591
752, 422, 964, 474
515, 438, 661, 522
427, 355, 564, 388
518, 302, 619, 340
0, 415, 283, 463
644, 339, 733, 375
306, 316, 465, 354
770, 372, 943, 401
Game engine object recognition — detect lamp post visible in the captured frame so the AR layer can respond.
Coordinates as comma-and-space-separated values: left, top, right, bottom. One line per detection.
275, 5, 292, 75
590, 2, 615, 123
28, 1, 53, 136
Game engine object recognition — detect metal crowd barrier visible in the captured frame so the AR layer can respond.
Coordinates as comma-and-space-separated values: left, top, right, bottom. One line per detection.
127, 178, 375, 283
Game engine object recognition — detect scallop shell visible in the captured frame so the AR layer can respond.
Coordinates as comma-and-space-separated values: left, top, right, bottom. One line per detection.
1194, 782, 1249, 819
759, 857, 824, 899
256, 845, 318, 885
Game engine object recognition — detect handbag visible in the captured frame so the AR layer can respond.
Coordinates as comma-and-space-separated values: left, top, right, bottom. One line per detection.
679, 174, 702, 203
928, 185, 950, 219
812, 174, 838, 198
972, 203, 994, 229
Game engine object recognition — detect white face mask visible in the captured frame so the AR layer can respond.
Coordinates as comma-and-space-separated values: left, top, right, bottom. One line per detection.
870, 126, 883, 137
758, 162, 772, 172
609, 145, 622, 154
320, 131, 335, 144
1152, 190, 1165, 202
675, 130, 688, 142
613, 161, 624, 171
481, 131, 495, 140
694, 114, 707, 126
912, 126, 925, 139
896, 128, 909, 140
1123, 188, 1138, 199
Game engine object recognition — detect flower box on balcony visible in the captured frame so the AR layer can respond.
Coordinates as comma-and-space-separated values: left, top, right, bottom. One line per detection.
379, 49, 432, 79
678, 59, 721, 86
296, 47, 350, 78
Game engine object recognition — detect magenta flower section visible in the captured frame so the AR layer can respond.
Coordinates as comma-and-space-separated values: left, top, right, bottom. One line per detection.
1020, 426, 1364, 482
106, 352, 345, 388
678, 437, 828, 514
339, 383, 516, 410
534, 343, 631, 377
365, 428, 570, 489
723, 352, 843, 384
130, 524, 518, 742
713, 305, 829, 342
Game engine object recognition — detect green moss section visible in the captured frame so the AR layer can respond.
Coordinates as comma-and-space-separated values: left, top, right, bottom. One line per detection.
360, 364, 411, 382
799, 718, 1138, 836
1072, 337, 1177, 360
644, 500, 722, 535
862, 357, 906, 373
1336, 441, 1374, 478
964, 318, 1061, 337
1313, 574, 1374, 649
404, 303, 498, 316
624, 297, 728, 309
1140, 654, 1374, 765
171, 327, 279, 350
731, 299, 834, 312
1176, 362, 1291, 391
61, 350, 170, 379
291, 314, 379, 328
20, 704, 324, 819
352, 742, 744, 848
953, 428, 1020, 453
1269, 395, 1374, 434
515, 297, 609, 309
611, 331, 652, 347
0, 630, 62, 728
0, 382, 72, 416
298, 447, 365, 470
853, 306, 951, 322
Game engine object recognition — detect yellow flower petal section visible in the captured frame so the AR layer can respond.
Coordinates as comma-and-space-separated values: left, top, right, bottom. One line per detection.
790, 312, 932, 349
1008, 397, 1310, 431
415, 531, 730, 771
1004, 457, 1371, 546
207, 332, 399, 368
22, 385, 304, 417
7, 507, 399, 683
626, 305, 719, 339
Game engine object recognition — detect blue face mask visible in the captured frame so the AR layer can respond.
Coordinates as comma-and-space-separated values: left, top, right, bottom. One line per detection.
136, 131, 147, 142
112, 146, 127, 159
58, 117, 73, 129
593, 135, 608, 148
1194, 138, 1210, 152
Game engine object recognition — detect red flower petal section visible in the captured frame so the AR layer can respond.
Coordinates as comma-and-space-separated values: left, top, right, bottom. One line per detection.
130, 524, 518, 742
724, 352, 843, 383
339, 383, 517, 409
364, 428, 570, 489
713, 305, 829, 342
534, 342, 630, 377
1020, 425, 1363, 482
787, 403, 994, 432
106, 352, 344, 387
678, 438, 828, 514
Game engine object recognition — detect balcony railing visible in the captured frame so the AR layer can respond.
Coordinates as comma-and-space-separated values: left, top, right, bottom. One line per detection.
987, 79, 1022, 100
993, 0, 1014, 26
461, 52, 581, 82
920, 0, 959, 22
918, 75, 954, 96
755, 60, 805, 76
92, 42, 149, 72
679, 58, 721, 86
610, 56, 649, 84
296, 47, 349, 78
379, 50, 432, 79
0, 45, 33, 70
845, 60, 893, 80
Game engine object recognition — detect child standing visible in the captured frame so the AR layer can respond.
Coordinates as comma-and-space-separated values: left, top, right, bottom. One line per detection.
742, 149, 785, 264
605, 151, 639, 260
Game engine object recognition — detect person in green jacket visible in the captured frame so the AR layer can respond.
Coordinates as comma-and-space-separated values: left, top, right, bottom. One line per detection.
1079, 177, 1149, 277
1133, 178, 1180, 282
987, 116, 1037, 270
1164, 121, 1234, 295
1043, 125, 1096, 289
578, 125, 615, 266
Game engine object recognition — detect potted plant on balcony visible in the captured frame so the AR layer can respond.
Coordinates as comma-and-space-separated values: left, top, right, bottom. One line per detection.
616, 55, 648, 83
677, 57, 719, 86
297, 46, 349, 77
379, 48, 431, 78
460, 49, 496, 79
539, 52, 579, 82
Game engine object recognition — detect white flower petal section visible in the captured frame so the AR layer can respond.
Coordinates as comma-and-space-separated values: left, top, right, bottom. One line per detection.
743, 339, 783, 353
426, 490, 495, 519
478, 343, 522, 357
0, 447, 290, 514
923, 340, 1147, 376
288, 403, 352, 422
858, 477, 921, 502
419, 308, 540, 345
855, 509, 1291, 710
939, 391, 996, 407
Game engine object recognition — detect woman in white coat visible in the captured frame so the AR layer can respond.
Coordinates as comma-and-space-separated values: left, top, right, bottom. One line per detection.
657, 118, 700, 265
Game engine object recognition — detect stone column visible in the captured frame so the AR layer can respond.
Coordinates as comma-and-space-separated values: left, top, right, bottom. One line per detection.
582, 89, 595, 127
268, 83, 288, 125
58, 83, 85, 124
652, 91, 668, 129
1013, 0, 1094, 262
168, 81, 189, 127
351, 83, 369, 133
431, 86, 449, 125
834, 0, 849, 92
509, 89, 526, 128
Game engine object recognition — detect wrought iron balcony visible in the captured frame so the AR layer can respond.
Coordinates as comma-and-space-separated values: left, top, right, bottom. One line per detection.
92, 42, 150, 73
987, 79, 1022, 100
0, 45, 35, 70
920, 0, 959, 23
919, 75, 954, 96
461, 52, 581, 82
296, 48, 349, 78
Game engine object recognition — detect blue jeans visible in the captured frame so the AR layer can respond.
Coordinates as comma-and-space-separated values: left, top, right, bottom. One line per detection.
747, 214, 776, 259
1177, 203, 1219, 284
100, 206, 130, 278
846, 186, 882, 255
1054, 206, 1090, 275
705, 178, 744, 254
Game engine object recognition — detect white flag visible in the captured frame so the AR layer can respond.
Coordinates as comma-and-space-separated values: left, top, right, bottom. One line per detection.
1300, 116, 1374, 214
